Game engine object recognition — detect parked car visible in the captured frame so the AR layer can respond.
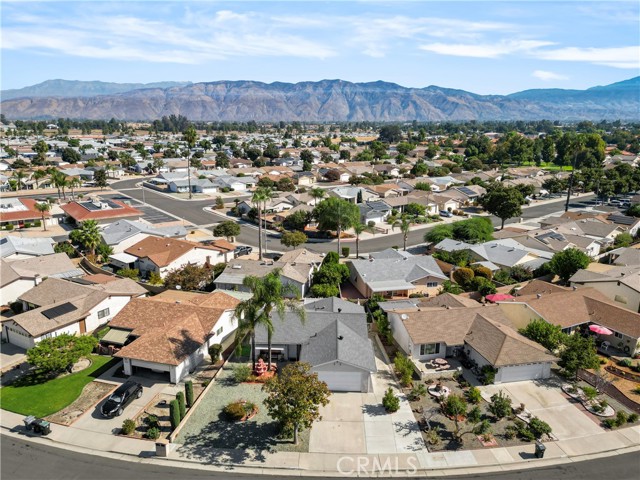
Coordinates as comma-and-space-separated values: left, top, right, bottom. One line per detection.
234, 245, 253, 257
439, 210, 453, 218
100, 381, 143, 418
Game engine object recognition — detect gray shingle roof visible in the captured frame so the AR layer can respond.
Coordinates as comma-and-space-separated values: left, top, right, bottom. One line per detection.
101, 220, 187, 246
349, 253, 446, 290
304, 297, 365, 314
0, 236, 55, 258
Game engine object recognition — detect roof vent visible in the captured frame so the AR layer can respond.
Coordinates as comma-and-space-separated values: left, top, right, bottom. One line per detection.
232, 265, 242, 269
536, 293, 542, 299
401, 314, 408, 320
175, 300, 181, 304
337, 335, 344, 340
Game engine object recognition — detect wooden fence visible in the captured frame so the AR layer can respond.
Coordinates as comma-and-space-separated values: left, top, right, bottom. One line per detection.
577, 369, 640, 414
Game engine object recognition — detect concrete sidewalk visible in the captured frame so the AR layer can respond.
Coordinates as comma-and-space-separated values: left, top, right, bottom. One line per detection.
2, 392, 638, 476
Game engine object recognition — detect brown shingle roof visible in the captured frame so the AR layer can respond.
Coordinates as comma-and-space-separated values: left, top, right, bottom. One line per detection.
124, 236, 224, 267
464, 314, 557, 367
111, 291, 239, 365
515, 280, 569, 297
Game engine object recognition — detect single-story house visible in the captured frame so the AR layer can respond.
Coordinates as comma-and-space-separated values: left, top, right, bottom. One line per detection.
348, 250, 447, 298
569, 266, 640, 313
254, 298, 376, 392
4, 277, 146, 349
61, 199, 143, 225
359, 200, 392, 225
0, 198, 56, 229
108, 290, 240, 383
100, 219, 188, 253
0, 236, 55, 260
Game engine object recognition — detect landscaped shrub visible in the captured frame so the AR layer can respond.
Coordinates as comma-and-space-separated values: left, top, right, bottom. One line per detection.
185, 380, 194, 408
5, 224, 14, 231
628, 413, 639, 423
176, 391, 186, 420
528, 417, 552, 439
425, 427, 441, 446
603, 418, 617, 429
489, 391, 512, 419
513, 419, 535, 441
121, 419, 136, 435
169, 400, 180, 430
473, 419, 491, 435
615, 411, 628, 427
209, 344, 223, 363
394, 353, 415, 387
233, 364, 252, 383
144, 414, 159, 429
504, 424, 517, 439
582, 386, 598, 401
146, 427, 161, 440
442, 394, 468, 419
382, 388, 400, 413
618, 358, 633, 368
467, 405, 482, 423
224, 401, 248, 421
466, 386, 482, 404
472, 276, 497, 296
407, 383, 427, 401
472, 265, 493, 280
452, 267, 474, 287
341, 247, 350, 258
481, 365, 496, 385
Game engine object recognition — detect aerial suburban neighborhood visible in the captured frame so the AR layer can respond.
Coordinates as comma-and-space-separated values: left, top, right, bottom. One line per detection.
1, 1, 639, 479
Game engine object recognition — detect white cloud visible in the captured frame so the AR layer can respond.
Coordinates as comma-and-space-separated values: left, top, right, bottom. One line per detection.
532, 70, 568, 81
533, 46, 640, 69
419, 40, 554, 58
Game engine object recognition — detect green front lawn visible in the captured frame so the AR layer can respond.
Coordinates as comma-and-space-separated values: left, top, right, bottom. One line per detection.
0, 355, 117, 417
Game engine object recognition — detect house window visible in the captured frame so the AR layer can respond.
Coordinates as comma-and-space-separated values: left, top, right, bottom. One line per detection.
216, 326, 223, 336
97, 308, 110, 319
420, 343, 440, 355
426, 282, 439, 288
614, 331, 623, 339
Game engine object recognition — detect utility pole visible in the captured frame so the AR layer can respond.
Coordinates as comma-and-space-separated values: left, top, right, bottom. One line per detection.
187, 152, 192, 200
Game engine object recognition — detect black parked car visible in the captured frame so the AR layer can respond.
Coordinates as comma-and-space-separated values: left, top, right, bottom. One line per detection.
101, 381, 143, 418
234, 245, 253, 257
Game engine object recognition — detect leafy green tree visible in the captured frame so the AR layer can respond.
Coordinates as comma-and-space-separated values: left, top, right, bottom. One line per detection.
309, 283, 340, 298
263, 362, 331, 444
439, 280, 463, 294
94, 169, 108, 189
424, 224, 454, 244
382, 388, 400, 412
488, 391, 512, 419
164, 264, 211, 291
117, 268, 140, 280
614, 233, 633, 248
33, 140, 49, 162
314, 197, 360, 255
213, 221, 241, 241
451, 217, 494, 243
283, 210, 311, 231
558, 334, 600, 378
378, 125, 403, 143
26, 334, 97, 374
548, 248, 590, 283
405, 203, 426, 216
281, 231, 308, 249
310, 188, 325, 206
300, 149, 314, 164
414, 182, 431, 191
519, 319, 564, 351
626, 204, 640, 217
452, 267, 475, 288
61, 147, 81, 163
480, 186, 525, 229
441, 394, 468, 441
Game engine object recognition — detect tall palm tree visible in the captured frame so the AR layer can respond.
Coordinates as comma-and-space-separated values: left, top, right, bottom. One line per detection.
32, 169, 47, 189
393, 214, 413, 251
310, 187, 325, 206
182, 126, 198, 200
244, 270, 305, 368
34, 202, 50, 231
79, 220, 101, 257
353, 222, 375, 258
69, 177, 82, 200
11, 170, 26, 191
234, 299, 263, 370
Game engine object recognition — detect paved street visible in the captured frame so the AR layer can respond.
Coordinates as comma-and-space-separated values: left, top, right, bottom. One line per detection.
2, 435, 639, 480
110, 178, 600, 254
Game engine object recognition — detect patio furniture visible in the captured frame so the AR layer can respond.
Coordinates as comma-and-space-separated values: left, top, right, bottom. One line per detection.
601, 341, 610, 352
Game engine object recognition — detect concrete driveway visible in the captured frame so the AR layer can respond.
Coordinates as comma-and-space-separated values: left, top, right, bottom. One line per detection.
309, 347, 424, 454
480, 379, 603, 440
70, 374, 168, 435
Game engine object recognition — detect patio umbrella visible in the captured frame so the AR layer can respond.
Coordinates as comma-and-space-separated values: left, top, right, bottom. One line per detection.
485, 293, 514, 303
589, 324, 613, 335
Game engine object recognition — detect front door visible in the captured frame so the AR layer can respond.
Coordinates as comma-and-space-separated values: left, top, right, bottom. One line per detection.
79, 319, 86, 334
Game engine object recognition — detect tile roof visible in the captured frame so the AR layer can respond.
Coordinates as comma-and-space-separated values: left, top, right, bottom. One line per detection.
0, 198, 51, 223
124, 236, 224, 267
112, 292, 239, 365
61, 200, 142, 222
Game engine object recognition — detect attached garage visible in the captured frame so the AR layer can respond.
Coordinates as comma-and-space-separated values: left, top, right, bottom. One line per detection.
312, 362, 373, 393
496, 363, 551, 384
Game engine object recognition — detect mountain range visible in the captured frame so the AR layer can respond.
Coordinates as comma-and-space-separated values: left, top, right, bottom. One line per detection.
1, 77, 638, 122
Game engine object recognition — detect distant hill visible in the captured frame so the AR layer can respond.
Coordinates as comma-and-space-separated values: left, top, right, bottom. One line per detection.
1, 77, 638, 121
0, 79, 192, 101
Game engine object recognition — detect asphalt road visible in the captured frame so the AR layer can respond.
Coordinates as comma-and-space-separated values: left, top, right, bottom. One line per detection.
2, 436, 639, 480
109, 179, 602, 254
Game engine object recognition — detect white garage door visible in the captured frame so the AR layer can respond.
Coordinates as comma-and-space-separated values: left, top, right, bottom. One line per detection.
316, 371, 362, 392
499, 363, 546, 383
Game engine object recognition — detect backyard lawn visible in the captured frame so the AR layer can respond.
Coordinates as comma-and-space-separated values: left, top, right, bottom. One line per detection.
0, 355, 116, 417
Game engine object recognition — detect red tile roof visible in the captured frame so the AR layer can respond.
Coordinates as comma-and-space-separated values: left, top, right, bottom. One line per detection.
0, 198, 51, 223
61, 200, 142, 222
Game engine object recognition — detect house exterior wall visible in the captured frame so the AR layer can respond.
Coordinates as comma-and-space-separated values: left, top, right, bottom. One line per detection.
569, 280, 640, 313
410, 276, 444, 297
1, 278, 37, 306
5, 319, 82, 349
137, 247, 225, 278
497, 303, 545, 330
85, 295, 135, 332
409, 342, 447, 361
110, 232, 150, 254
465, 344, 491, 368
348, 265, 370, 298
387, 312, 414, 356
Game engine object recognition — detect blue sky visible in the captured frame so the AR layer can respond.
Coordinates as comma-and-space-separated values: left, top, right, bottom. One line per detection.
2, 1, 639, 94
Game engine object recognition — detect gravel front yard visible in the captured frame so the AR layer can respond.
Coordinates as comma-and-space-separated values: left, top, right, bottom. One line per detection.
175, 358, 309, 464
46, 381, 115, 425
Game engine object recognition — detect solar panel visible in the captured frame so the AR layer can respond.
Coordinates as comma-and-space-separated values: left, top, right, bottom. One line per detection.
607, 215, 635, 226
42, 302, 77, 319
457, 186, 477, 196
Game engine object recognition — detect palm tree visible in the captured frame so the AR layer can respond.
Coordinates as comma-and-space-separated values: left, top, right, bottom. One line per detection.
69, 177, 82, 200
79, 220, 101, 257
234, 298, 264, 371
353, 222, 375, 258
244, 270, 305, 368
251, 187, 272, 260
393, 214, 413, 251
32, 169, 47, 189
34, 202, 50, 231
50, 171, 68, 200
310, 187, 325, 206
11, 170, 26, 191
